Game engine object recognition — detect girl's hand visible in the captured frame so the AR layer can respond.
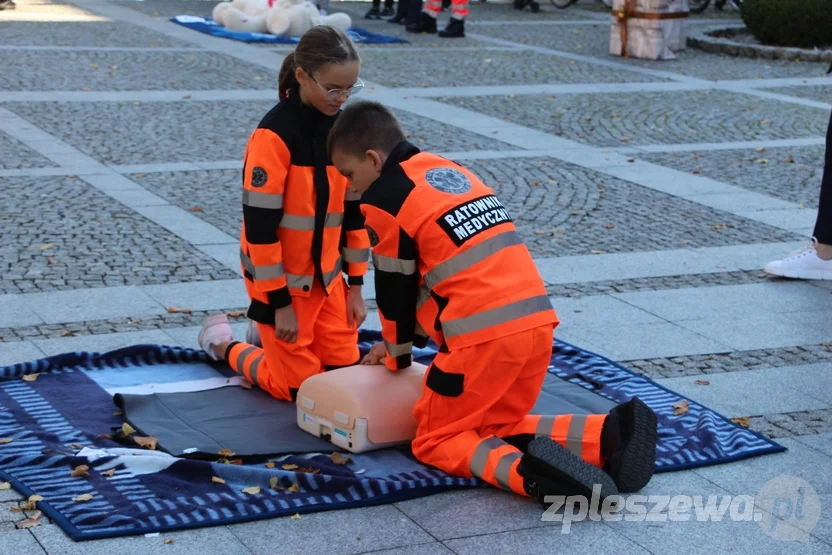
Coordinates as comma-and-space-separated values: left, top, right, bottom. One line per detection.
274, 305, 299, 343
346, 285, 367, 329
361, 342, 386, 365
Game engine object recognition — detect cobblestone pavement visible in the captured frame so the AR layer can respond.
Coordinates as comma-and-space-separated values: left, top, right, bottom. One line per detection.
1, 0, 830, 551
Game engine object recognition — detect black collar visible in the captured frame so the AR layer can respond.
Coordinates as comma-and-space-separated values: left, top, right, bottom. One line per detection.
285, 84, 331, 122
381, 141, 420, 174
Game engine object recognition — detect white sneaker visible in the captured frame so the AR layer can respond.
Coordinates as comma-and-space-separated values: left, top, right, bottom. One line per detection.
245, 319, 262, 347
764, 240, 832, 280
198, 314, 234, 360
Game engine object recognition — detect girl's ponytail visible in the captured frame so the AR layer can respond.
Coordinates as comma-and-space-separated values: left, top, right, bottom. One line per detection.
278, 51, 298, 100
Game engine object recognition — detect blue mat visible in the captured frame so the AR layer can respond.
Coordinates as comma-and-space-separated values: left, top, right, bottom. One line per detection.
170, 15, 408, 44
0, 331, 785, 541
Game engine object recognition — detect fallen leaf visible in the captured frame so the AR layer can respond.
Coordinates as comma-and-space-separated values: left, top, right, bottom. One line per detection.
619, 137, 631, 142
218, 448, 235, 457
72, 494, 94, 502
22, 373, 39, 382
330, 452, 352, 465
188, 206, 203, 212
265, 462, 275, 469
229, 458, 243, 465
782, 156, 795, 163
760, 119, 770, 124
71, 444, 85, 450
47, 257, 57, 265
70, 465, 90, 478
282, 464, 298, 470
134, 436, 158, 450
695, 380, 710, 386
39, 243, 55, 251
296, 467, 320, 475
605, 224, 615, 230
672, 400, 690, 415
96, 434, 112, 440
102, 469, 116, 477
291, 513, 301, 520
590, 250, 606, 255
0, 482, 9, 490
211, 476, 225, 484
164, 538, 175, 545
529, 181, 540, 187
798, 204, 805, 209
0, 439, 13, 445
242, 486, 261, 495
692, 167, 703, 175
17, 511, 41, 529
167, 307, 192, 314
239, 382, 253, 390
60, 331, 75, 337
288, 483, 300, 493
569, 210, 580, 216
731, 417, 751, 428
755, 147, 766, 152
29, 495, 44, 503
10, 506, 23, 513
269, 477, 282, 490
757, 159, 769, 164
122, 422, 136, 435
226, 310, 246, 318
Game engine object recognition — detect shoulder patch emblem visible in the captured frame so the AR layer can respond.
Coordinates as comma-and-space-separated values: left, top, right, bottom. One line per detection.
425, 168, 471, 195
251, 167, 268, 188
365, 225, 380, 247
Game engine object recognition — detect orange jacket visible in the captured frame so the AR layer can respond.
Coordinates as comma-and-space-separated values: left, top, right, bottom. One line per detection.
360, 141, 558, 371
240, 87, 370, 324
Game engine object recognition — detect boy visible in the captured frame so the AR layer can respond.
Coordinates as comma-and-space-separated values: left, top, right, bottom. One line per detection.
327, 100, 658, 503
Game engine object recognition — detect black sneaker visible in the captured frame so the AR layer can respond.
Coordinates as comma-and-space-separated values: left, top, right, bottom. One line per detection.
601, 397, 658, 493
406, 13, 437, 34
365, 7, 381, 19
380, 7, 394, 17
388, 14, 406, 24
530, 1, 540, 12
518, 436, 618, 504
0, 0, 17, 10
438, 17, 464, 38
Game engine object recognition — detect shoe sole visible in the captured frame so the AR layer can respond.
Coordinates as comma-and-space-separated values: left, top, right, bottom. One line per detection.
526, 436, 618, 500
765, 268, 832, 280
614, 397, 658, 493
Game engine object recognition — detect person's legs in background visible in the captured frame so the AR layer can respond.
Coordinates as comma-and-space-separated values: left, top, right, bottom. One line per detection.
764, 110, 832, 280
407, 0, 438, 33
438, 0, 467, 37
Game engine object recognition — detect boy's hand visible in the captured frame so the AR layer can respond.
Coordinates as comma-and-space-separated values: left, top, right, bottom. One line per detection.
361, 342, 386, 365
346, 285, 367, 329
274, 305, 299, 343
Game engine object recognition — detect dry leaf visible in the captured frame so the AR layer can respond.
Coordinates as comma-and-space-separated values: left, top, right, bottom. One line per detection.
113, 411, 123, 416
755, 147, 766, 152
188, 206, 203, 212
102, 469, 116, 477
239, 382, 253, 390
269, 477, 281, 490
265, 462, 275, 469
731, 417, 751, 428
10, 506, 23, 513
282, 464, 298, 470
605, 224, 615, 229
695, 380, 710, 386
229, 459, 243, 465
218, 448, 235, 457
672, 400, 690, 415
0, 482, 10, 490
782, 156, 795, 163
291, 513, 301, 520
757, 159, 769, 164
72, 494, 94, 502
134, 436, 158, 450
242, 486, 261, 495
798, 204, 805, 210
71, 465, 90, 478
296, 467, 320, 475
70, 444, 84, 449
167, 307, 192, 314
60, 331, 75, 337
570, 210, 580, 216
164, 538, 175, 545
28, 495, 43, 503
96, 434, 112, 440
590, 250, 606, 255
692, 167, 703, 175
39, 243, 55, 251
619, 137, 631, 142
288, 483, 300, 493
330, 452, 352, 465
22, 373, 39, 382
122, 422, 136, 436
0, 438, 13, 444
47, 257, 57, 265
211, 476, 226, 484
17, 511, 41, 529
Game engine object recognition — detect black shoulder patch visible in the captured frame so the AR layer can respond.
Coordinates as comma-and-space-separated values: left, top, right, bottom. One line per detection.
251, 166, 268, 187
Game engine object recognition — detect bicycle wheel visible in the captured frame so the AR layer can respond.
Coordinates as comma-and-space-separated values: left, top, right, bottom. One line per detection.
689, 0, 710, 13
549, 0, 579, 8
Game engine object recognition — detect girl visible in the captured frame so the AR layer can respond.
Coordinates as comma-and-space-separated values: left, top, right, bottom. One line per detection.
198, 25, 371, 402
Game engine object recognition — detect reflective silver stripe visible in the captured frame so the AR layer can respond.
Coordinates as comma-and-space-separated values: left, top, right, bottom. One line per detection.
323, 257, 343, 285
284, 257, 342, 291
385, 341, 413, 358
442, 295, 553, 339
243, 190, 283, 210
240, 250, 285, 281
424, 231, 522, 290
415, 321, 427, 338
373, 254, 417, 275
566, 415, 587, 459
235, 346, 258, 375
249, 354, 264, 386
494, 451, 522, 491
341, 247, 370, 264
345, 189, 361, 201
279, 212, 344, 231
535, 416, 555, 437
416, 284, 431, 310
470, 436, 507, 480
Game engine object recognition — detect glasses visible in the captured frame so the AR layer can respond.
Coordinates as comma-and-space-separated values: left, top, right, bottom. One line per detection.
304, 69, 364, 101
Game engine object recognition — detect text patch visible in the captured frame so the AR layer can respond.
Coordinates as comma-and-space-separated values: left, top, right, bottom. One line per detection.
437, 194, 513, 246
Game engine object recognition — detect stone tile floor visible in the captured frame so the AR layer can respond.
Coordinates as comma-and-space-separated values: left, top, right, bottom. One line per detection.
0, 0, 829, 552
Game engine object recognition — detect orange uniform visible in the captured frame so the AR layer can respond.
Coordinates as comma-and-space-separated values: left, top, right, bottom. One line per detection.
227, 86, 370, 401
361, 141, 609, 497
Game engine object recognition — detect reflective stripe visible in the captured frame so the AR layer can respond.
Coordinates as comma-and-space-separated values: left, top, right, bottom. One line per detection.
385, 341, 413, 358
442, 295, 553, 338
535, 415, 555, 437
243, 190, 283, 210
373, 253, 417, 275
566, 415, 587, 459
235, 346, 258, 376
284, 257, 343, 291
425, 231, 522, 290
415, 321, 427, 338
416, 284, 431, 310
249, 354, 264, 386
345, 189, 361, 201
240, 250, 285, 281
494, 451, 522, 491
341, 247, 370, 264
469, 436, 506, 480
323, 257, 343, 285
280, 212, 344, 231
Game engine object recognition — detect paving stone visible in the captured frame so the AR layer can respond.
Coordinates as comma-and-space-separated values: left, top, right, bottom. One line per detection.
0, 502, 26, 524
0, 130, 56, 170
0, 21, 196, 47
1, 50, 276, 92
439, 89, 830, 147
794, 432, 832, 457
639, 146, 825, 208
762, 85, 832, 105
0, 528, 46, 554
0, 176, 237, 295
368, 544, 455, 555
0, 340, 46, 368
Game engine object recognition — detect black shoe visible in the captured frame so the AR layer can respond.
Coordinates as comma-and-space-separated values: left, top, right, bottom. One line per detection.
518, 437, 618, 505
601, 397, 658, 493
530, 1, 540, 12
438, 17, 464, 38
0, 0, 16, 9
406, 13, 437, 34
513, 0, 528, 9
365, 7, 381, 19
388, 13, 406, 23
442, 0, 451, 9
380, 7, 395, 17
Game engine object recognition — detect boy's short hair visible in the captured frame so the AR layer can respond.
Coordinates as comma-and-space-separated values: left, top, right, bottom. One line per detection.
327, 100, 406, 159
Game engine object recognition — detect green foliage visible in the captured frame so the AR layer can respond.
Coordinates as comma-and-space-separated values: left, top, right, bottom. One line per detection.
742, 0, 832, 49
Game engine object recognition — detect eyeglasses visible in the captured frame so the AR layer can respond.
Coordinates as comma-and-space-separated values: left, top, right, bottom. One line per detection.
304, 69, 364, 101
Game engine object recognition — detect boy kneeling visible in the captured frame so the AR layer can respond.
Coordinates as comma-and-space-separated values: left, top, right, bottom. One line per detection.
327, 101, 658, 502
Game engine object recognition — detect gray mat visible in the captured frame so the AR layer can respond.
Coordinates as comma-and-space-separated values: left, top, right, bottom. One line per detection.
115, 373, 616, 459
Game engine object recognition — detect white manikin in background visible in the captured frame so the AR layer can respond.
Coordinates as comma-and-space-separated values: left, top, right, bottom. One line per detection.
212, 0, 352, 36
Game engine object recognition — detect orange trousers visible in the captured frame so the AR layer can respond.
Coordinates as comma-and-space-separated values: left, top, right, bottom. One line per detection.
411, 324, 607, 496
226, 278, 360, 401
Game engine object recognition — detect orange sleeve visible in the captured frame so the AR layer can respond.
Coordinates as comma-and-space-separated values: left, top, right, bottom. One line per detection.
241, 128, 292, 307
